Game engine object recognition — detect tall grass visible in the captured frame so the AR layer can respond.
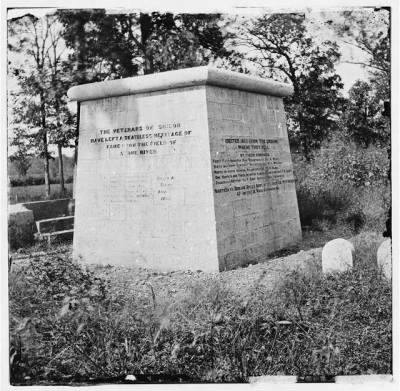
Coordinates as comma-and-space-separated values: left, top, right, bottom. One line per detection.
9, 235, 391, 384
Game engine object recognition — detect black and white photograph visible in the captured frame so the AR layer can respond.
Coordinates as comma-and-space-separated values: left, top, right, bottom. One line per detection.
2, 0, 398, 388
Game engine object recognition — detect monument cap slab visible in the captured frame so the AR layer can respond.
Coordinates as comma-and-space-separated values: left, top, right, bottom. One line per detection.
69, 66, 301, 272
68, 66, 294, 102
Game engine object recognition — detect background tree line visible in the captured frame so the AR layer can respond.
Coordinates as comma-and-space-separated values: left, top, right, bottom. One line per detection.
8, 9, 390, 197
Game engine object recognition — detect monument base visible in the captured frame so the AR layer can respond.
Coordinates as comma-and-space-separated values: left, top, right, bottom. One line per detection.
69, 67, 302, 271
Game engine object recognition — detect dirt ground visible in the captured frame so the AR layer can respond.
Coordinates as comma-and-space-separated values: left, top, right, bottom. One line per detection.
10, 226, 355, 304
92, 246, 322, 304
11, 239, 322, 306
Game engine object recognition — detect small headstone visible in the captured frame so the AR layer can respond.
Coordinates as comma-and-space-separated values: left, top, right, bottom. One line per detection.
8, 204, 35, 249
377, 239, 391, 280
322, 238, 354, 274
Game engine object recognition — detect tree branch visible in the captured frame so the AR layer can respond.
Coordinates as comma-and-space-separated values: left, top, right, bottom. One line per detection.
341, 60, 387, 72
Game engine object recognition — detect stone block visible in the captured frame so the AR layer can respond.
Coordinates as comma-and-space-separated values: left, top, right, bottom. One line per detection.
68, 66, 300, 271
8, 204, 35, 249
377, 239, 391, 280
322, 238, 355, 274
22, 198, 72, 221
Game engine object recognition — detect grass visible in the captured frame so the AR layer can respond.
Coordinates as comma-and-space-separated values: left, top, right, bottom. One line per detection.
8, 183, 73, 204
9, 231, 391, 384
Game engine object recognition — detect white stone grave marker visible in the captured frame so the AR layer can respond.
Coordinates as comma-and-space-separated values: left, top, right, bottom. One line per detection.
322, 238, 355, 274
377, 239, 391, 280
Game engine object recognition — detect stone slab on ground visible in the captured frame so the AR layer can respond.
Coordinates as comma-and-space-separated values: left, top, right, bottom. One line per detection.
36, 216, 74, 234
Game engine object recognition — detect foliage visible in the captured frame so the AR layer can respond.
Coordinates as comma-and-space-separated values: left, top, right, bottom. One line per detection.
293, 134, 389, 231
56, 10, 230, 82
9, 256, 109, 382
8, 155, 75, 180
333, 8, 390, 96
9, 126, 33, 178
9, 243, 391, 384
232, 13, 344, 158
296, 134, 389, 188
334, 9, 391, 148
9, 176, 74, 187
343, 80, 390, 147
8, 13, 77, 196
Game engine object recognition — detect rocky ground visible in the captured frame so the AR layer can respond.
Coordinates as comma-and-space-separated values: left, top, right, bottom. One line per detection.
11, 242, 322, 304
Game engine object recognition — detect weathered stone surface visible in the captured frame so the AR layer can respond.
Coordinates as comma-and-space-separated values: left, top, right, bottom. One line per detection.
207, 85, 301, 270
68, 66, 301, 271
8, 204, 35, 249
68, 66, 294, 102
322, 238, 355, 273
377, 239, 391, 280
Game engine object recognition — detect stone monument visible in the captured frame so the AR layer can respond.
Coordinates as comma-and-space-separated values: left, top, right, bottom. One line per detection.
68, 66, 301, 272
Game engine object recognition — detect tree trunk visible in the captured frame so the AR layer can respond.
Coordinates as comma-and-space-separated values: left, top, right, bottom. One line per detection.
140, 13, 154, 74
43, 131, 51, 199
58, 144, 65, 197
73, 102, 80, 199
40, 89, 51, 199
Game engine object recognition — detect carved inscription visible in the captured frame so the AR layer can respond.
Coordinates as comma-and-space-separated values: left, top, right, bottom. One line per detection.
213, 137, 295, 196
88, 122, 188, 214
89, 122, 192, 156
102, 174, 176, 211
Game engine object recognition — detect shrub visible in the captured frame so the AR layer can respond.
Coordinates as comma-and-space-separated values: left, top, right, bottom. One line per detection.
350, 231, 386, 270
10, 176, 44, 187
293, 134, 390, 232
296, 180, 357, 228
9, 176, 74, 187
9, 256, 110, 383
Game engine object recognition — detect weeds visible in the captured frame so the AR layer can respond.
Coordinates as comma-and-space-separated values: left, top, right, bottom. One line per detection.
9, 235, 391, 383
